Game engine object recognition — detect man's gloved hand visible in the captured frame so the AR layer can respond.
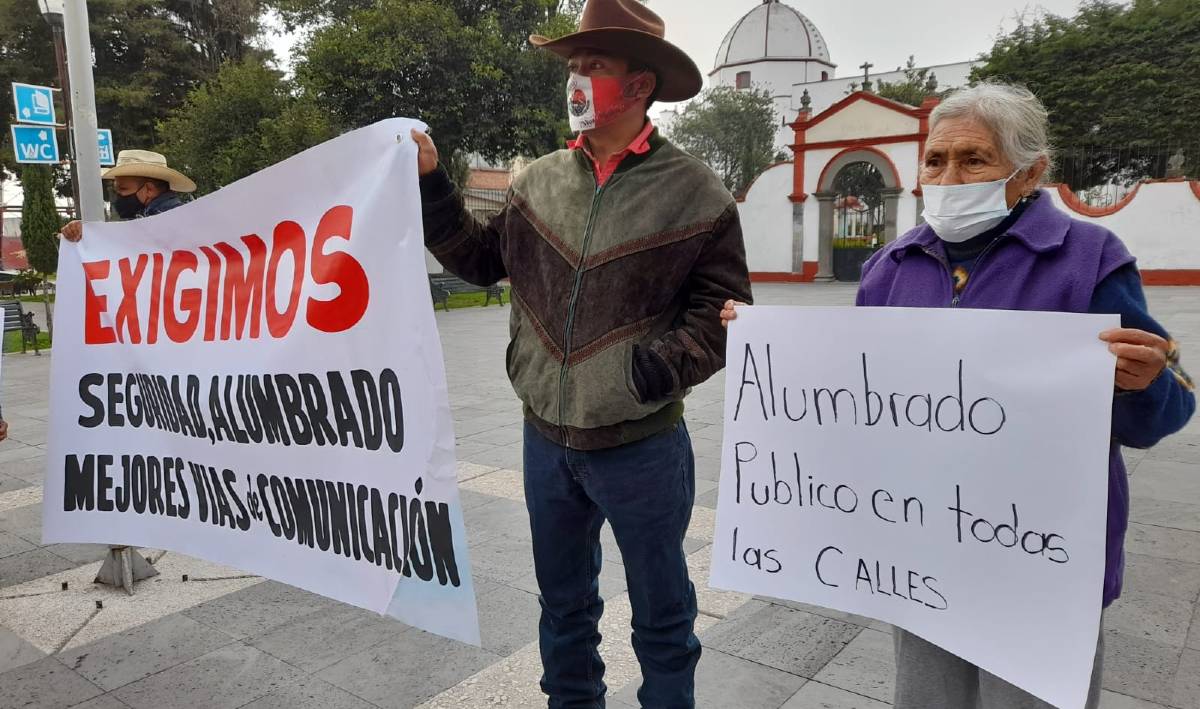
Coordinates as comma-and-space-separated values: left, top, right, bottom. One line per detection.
632, 345, 673, 403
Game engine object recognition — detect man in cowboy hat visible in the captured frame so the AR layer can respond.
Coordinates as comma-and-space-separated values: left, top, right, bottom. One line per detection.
60, 149, 196, 242
413, 1, 752, 706
56, 148, 194, 591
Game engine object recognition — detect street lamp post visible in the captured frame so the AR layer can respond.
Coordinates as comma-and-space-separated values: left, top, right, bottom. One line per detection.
36, 0, 79, 220
39, 0, 152, 593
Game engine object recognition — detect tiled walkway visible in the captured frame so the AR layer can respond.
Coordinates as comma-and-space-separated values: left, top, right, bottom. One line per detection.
1, 283, 1197, 708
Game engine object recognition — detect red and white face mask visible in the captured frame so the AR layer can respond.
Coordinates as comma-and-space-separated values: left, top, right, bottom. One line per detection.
566, 72, 646, 132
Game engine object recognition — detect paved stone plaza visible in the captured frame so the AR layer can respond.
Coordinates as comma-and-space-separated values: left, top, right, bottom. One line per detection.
0, 283, 1197, 709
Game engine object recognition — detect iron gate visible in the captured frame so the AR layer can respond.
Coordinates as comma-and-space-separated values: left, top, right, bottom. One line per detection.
832, 162, 885, 282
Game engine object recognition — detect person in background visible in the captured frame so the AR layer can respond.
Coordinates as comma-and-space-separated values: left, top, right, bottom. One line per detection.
60, 149, 195, 242
723, 81, 1194, 709
54, 148, 195, 587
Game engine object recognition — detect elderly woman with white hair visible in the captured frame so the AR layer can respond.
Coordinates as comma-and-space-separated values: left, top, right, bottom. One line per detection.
724, 81, 1195, 708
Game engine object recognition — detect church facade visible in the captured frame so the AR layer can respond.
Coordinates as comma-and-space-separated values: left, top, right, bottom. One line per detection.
702, 0, 978, 150
736, 90, 1200, 285
690, 1, 1200, 285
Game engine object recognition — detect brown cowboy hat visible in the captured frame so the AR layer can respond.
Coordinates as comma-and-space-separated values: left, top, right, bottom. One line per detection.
529, 0, 702, 103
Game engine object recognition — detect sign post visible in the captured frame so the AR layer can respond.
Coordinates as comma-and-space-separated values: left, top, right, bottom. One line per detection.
62, 0, 103, 223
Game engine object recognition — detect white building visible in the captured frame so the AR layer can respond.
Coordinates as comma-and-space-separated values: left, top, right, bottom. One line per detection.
733, 90, 1200, 286
710, 0, 979, 149
711, 0, 835, 136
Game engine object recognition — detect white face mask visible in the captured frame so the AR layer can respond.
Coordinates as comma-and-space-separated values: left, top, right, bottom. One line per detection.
566, 72, 643, 133
921, 169, 1021, 243
567, 74, 598, 132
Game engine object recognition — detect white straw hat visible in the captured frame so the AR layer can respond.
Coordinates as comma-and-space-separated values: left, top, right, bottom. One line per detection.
101, 149, 196, 193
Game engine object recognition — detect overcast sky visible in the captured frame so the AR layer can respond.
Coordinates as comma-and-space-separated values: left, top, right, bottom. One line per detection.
648, 0, 1088, 82
266, 0, 1094, 112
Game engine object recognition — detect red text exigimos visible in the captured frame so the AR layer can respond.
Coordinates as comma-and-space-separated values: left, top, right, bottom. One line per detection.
81, 205, 369, 345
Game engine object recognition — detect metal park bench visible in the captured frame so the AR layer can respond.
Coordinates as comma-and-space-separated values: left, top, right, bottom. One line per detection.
429, 274, 506, 312
1, 301, 40, 354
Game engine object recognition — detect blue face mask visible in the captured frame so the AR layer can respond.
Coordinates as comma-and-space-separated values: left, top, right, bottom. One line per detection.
921, 169, 1021, 243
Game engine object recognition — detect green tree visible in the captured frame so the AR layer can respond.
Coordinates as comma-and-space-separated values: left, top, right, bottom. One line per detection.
0, 0, 63, 195
973, 0, 1200, 188
668, 86, 779, 196
157, 58, 335, 194
18, 164, 61, 338
874, 56, 947, 107
1, 0, 270, 186
291, 0, 573, 172
89, 0, 272, 162
164, 0, 267, 70
272, 0, 589, 30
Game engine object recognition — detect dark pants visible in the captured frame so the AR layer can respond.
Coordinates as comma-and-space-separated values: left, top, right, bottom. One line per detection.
523, 421, 701, 709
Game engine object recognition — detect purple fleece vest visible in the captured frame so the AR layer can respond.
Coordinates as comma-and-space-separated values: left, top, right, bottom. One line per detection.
857, 190, 1136, 607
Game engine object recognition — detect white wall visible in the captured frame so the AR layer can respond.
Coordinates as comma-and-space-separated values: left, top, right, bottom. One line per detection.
737, 162, 795, 273
789, 61, 980, 116
882, 142, 921, 233
1044, 182, 1200, 271
712, 60, 830, 101
805, 101, 919, 143
801, 147, 836, 259
710, 59, 977, 153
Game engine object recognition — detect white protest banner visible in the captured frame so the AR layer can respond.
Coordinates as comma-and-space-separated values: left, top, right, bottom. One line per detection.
710, 306, 1118, 709
42, 118, 480, 645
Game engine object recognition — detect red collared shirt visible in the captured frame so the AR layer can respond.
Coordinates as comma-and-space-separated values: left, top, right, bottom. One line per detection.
567, 120, 655, 187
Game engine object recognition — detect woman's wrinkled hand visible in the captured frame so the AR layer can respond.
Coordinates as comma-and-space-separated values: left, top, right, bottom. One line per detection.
1100, 328, 1169, 391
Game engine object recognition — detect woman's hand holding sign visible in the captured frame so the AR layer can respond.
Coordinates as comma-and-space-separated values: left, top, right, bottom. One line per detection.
725, 304, 1169, 392
1100, 328, 1169, 391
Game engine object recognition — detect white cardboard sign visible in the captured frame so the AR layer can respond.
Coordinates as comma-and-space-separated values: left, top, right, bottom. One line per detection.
42, 118, 480, 645
710, 306, 1117, 709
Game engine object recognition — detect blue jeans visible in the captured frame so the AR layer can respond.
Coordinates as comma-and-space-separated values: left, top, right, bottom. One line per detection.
523, 421, 701, 709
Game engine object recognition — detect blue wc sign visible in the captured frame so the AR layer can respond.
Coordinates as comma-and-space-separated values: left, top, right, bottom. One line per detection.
97, 129, 115, 166
10, 125, 60, 164
11, 82, 57, 126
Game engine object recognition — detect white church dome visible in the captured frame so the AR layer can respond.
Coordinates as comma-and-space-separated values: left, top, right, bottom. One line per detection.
714, 0, 832, 71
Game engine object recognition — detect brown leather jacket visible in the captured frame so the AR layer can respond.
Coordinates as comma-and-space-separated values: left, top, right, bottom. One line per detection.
419, 130, 753, 450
